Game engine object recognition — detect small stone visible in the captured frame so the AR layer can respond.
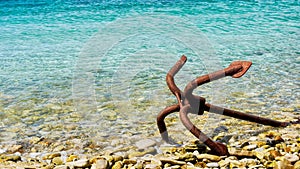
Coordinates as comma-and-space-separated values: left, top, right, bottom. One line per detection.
229, 160, 244, 168
111, 161, 123, 169
150, 157, 162, 166
52, 157, 63, 165
53, 145, 65, 152
90, 156, 104, 164
254, 151, 265, 160
274, 136, 284, 143
249, 136, 258, 141
179, 153, 195, 160
91, 159, 108, 169
206, 162, 219, 168
128, 151, 147, 159
54, 165, 68, 169
284, 153, 299, 163
30, 136, 43, 144
112, 155, 123, 162
218, 160, 229, 167
240, 158, 258, 167
248, 164, 265, 169
265, 161, 276, 168
265, 131, 279, 137
283, 146, 291, 153
274, 158, 294, 169
123, 159, 137, 165
294, 161, 300, 169
66, 155, 78, 162
269, 150, 282, 160
8, 145, 22, 153
66, 159, 91, 168
160, 158, 186, 165
0, 148, 6, 154
144, 163, 161, 169
243, 144, 257, 151
256, 141, 266, 147
229, 148, 255, 158
135, 161, 144, 169
2, 155, 21, 162
196, 154, 221, 162
43, 153, 61, 160
194, 162, 206, 168
281, 108, 295, 112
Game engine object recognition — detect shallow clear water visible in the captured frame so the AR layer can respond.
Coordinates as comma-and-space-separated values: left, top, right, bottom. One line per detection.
0, 1, 299, 143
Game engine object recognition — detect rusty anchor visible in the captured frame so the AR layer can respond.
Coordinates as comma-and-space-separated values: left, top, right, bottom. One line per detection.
157, 55, 295, 156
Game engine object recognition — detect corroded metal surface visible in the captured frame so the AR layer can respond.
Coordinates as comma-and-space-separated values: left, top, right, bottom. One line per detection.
157, 55, 296, 156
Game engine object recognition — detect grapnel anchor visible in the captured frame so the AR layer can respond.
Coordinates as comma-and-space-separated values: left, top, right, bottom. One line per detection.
157, 55, 299, 156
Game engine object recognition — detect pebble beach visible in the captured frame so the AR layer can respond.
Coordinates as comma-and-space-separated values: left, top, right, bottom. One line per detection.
0, 114, 299, 169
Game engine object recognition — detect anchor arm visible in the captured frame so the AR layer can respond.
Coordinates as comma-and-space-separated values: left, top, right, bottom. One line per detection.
184, 61, 252, 96
179, 104, 229, 156
157, 104, 180, 142
166, 55, 187, 98
204, 103, 289, 127
157, 55, 187, 142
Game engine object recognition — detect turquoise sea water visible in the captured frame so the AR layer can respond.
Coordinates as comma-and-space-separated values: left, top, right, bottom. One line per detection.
0, 1, 299, 143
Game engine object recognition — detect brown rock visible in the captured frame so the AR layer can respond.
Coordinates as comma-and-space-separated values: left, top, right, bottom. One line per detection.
274, 136, 284, 142
269, 150, 282, 160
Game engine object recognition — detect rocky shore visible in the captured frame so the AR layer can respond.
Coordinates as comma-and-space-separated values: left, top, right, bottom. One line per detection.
0, 120, 299, 169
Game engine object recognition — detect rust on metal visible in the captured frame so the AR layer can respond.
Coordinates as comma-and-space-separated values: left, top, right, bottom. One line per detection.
157, 55, 296, 156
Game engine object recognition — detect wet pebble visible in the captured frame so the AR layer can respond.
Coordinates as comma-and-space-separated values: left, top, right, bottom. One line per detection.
135, 138, 156, 150
8, 144, 22, 153
0, 154, 21, 162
